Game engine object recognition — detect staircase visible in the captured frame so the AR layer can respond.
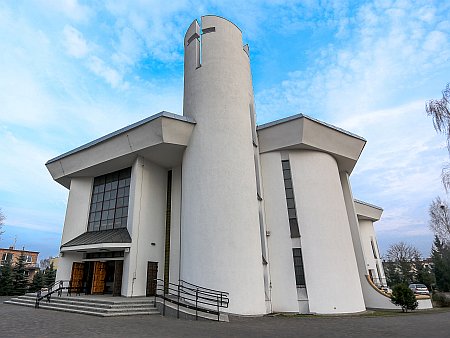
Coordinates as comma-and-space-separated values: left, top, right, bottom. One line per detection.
4, 294, 159, 317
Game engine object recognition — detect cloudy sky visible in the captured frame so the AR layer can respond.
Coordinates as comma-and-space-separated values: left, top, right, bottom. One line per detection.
0, 0, 449, 261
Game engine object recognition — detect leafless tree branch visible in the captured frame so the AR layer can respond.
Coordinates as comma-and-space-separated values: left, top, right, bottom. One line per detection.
0, 208, 5, 239
429, 196, 450, 244
426, 83, 450, 190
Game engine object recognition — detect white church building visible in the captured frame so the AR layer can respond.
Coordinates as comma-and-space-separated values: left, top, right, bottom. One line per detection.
46, 15, 431, 315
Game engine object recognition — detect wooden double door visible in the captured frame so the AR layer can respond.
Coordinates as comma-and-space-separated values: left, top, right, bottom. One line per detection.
70, 260, 123, 296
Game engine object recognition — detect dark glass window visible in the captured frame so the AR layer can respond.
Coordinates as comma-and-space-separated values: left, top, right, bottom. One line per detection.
85, 251, 124, 259
1, 253, 13, 261
282, 160, 300, 238
293, 248, 306, 287
87, 168, 131, 232
371, 239, 378, 259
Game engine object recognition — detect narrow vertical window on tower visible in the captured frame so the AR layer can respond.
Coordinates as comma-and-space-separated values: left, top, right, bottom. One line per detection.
292, 248, 306, 287
282, 160, 300, 238
370, 238, 378, 259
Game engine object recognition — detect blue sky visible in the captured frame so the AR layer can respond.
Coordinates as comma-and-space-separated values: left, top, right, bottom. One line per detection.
0, 0, 449, 261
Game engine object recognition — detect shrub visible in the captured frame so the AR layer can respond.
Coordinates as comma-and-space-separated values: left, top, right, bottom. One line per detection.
390, 284, 418, 312
432, 292, 450, 307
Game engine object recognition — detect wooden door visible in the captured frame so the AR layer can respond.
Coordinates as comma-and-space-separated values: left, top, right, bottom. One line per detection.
113, 260, 123, 296
91, 262, 107, 294
146, 262, 158, 296
70, 262, 84, 293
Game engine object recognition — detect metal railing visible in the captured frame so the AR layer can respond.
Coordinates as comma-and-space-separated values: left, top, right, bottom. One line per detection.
154, 278, 229, 321
35, 280, 85, 308
370, 277, 388, 288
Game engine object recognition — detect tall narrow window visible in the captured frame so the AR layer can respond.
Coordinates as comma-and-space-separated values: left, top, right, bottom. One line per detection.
164, 170, 172, 293
88, 167, 131, 232
293, 248, 306, 287
282, 160, 300, 238
371, 239, 378, 259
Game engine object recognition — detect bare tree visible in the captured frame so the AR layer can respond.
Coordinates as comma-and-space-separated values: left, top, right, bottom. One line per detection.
39, 257, 52, 270
429, 196, 450, 243
0, 208, 5, 239
385, 242, 421, 263
426, 83, 450, 190
384, 242, 421, 285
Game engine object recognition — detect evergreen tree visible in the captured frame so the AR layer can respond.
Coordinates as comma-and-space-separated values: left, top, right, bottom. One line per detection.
390, 284, 418, 312
29, 270, 44, 293
43, 263, 56, 287
384, 261, 403, 286
11, 253, 29, 295
432, 236, 450, 292
0, 258, 14, 296
416, 261, 435, 291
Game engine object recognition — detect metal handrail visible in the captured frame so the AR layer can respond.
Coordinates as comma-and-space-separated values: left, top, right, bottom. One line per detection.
154, 278, 229, 321
35, 280, 84, 308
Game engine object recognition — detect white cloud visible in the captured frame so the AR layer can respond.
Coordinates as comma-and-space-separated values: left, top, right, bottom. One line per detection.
63, 25, 90, 58
256, 1, 450, 122
36, 0, 92, 22
87, 56, 129, 90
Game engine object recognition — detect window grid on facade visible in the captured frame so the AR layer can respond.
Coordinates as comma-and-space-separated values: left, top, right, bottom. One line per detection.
282, 160, 300, 238
87, 168, 131, 232
292, 248, 306, 287
1, 253, 13, 261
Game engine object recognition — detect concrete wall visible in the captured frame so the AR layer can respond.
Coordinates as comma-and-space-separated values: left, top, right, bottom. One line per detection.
122, 156, 167, 297
359, 219, 385, 282
60, 177, 93, 245
260, 152, 299, 313
289, 150, 366, 314
56, 177, 92, 282
55, 252, 83, 282
181, 16, 266, 314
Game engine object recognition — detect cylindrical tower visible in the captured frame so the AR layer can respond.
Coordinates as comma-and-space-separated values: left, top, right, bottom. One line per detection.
181, 15, 266, 315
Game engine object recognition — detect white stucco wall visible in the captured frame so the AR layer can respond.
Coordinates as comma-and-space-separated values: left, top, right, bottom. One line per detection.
56, 177, 92, 282
289, 150, 366, 314
359, 219, 385, 283
122, 156, 167, 297
55, 252, 84, 282
260, 152, 299, 313
181, 16, 266, 314
60, 177, 93, 245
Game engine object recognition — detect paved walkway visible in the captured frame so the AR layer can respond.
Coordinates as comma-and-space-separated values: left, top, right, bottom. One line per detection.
1, 297, 450, 338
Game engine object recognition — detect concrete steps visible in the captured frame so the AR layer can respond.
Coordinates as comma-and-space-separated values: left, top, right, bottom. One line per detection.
4, 294, 160, 317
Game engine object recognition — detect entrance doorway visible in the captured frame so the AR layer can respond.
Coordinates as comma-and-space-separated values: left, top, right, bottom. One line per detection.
146, 262, 158, 296
70, 260, 123, 296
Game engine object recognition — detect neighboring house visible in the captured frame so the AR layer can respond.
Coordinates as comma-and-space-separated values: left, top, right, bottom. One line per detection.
0, 247, 39, 281
46, 15, 431, 315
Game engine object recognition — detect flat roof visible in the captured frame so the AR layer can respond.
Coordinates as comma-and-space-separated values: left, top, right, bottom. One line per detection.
46, 111, 195, 165
257, 113, 366, 142
354, 199, 383, 211
0, 248, 39, 254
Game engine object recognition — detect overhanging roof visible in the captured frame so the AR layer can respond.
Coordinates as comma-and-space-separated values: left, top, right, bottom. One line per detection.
257, 114, 366, 174
60, 229, 131, 252
354, 199, 383, 221
46, 111, 196, 188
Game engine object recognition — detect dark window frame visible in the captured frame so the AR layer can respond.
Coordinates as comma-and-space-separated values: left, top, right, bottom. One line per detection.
87, 168, 131, 232
293, 248, 306, 287
282, 160, 300, 238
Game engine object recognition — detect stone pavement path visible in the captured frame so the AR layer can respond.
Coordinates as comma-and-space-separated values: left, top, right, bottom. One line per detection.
1, 297, 450, 338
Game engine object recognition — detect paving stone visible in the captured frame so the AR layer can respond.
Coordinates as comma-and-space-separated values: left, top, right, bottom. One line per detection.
1, 296, 450, 338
